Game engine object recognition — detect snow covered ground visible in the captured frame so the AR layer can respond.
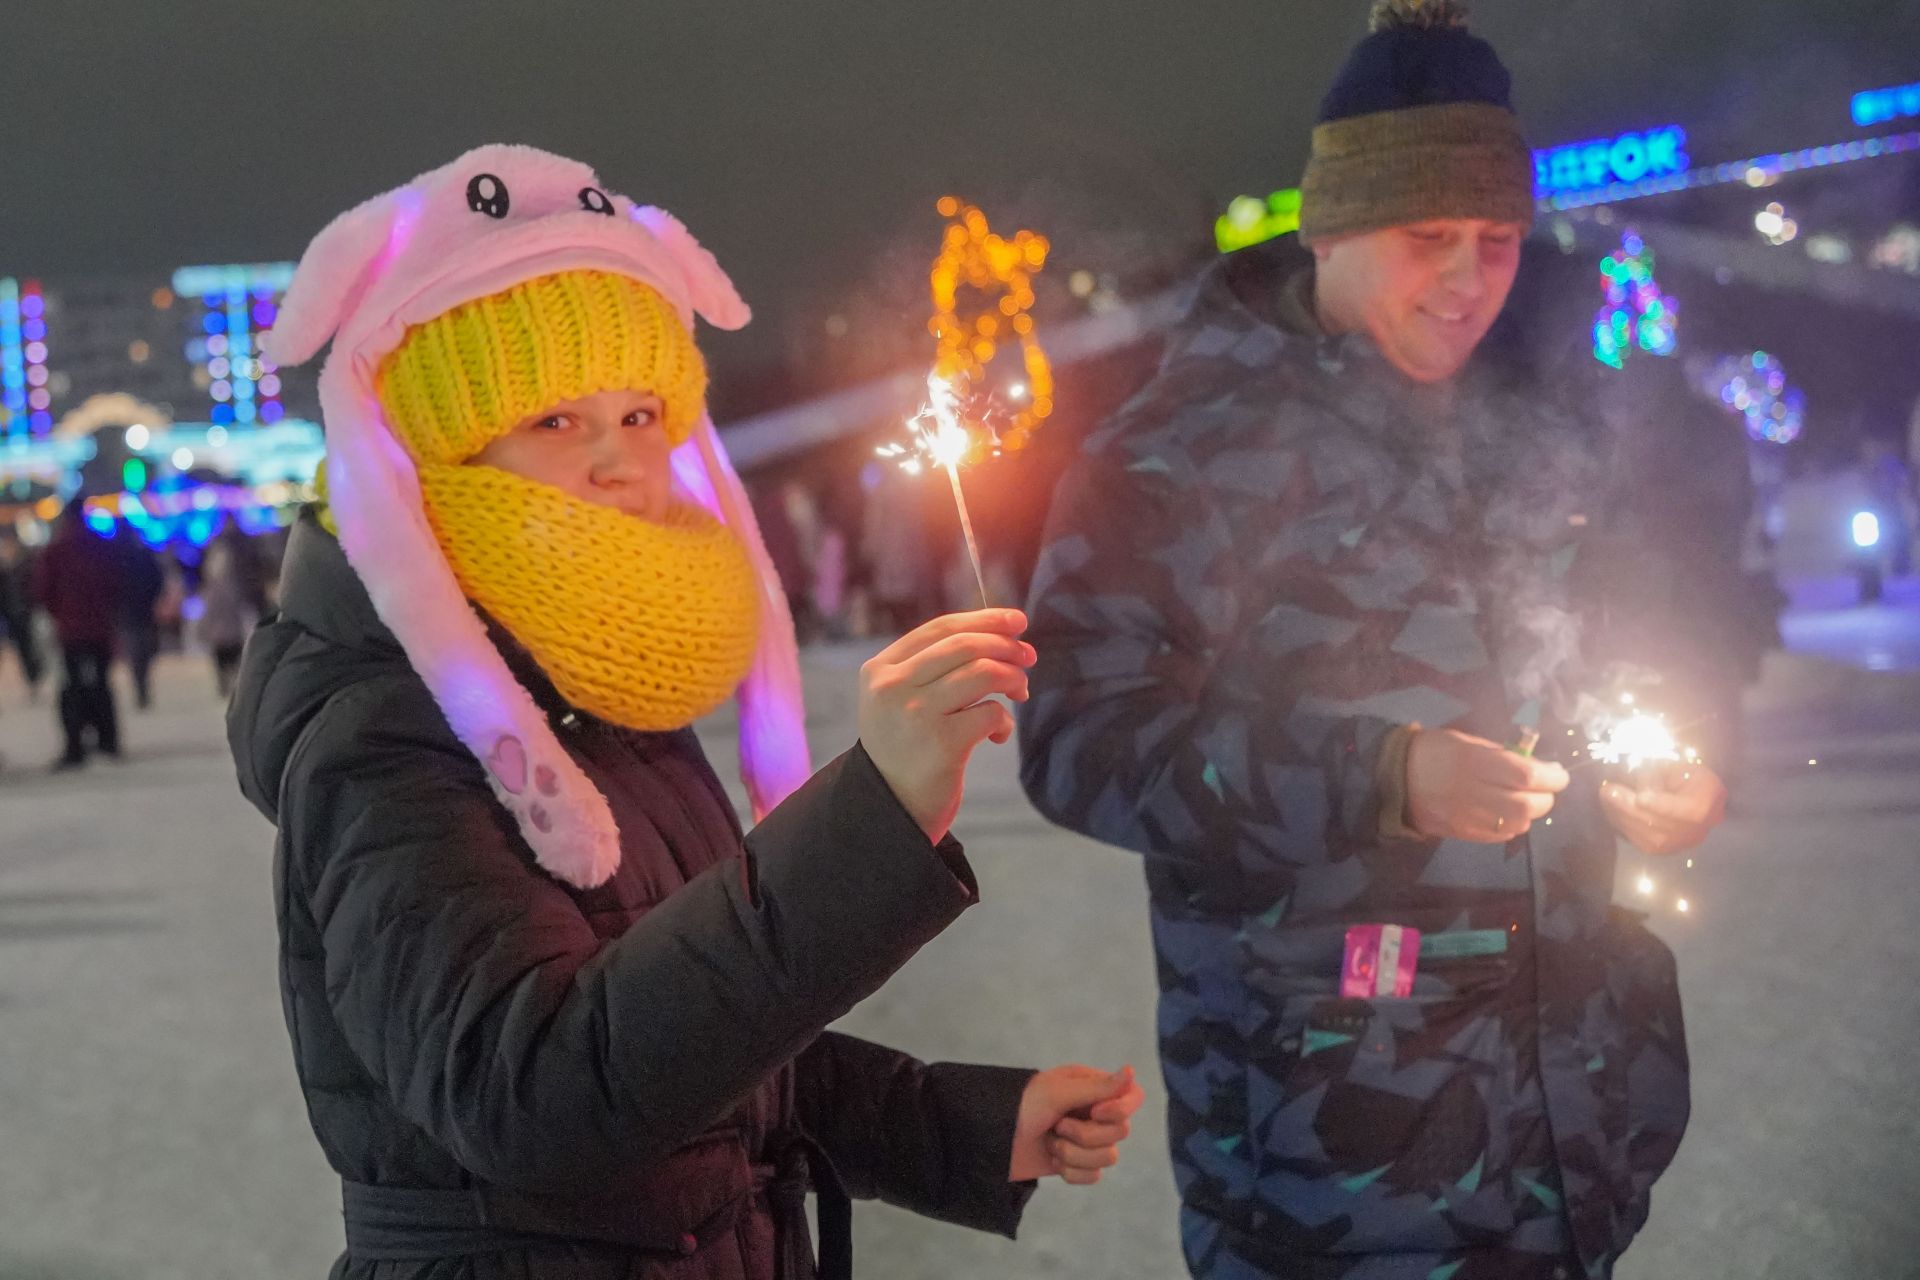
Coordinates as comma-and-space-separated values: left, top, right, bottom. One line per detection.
0, 596, 1915, 1278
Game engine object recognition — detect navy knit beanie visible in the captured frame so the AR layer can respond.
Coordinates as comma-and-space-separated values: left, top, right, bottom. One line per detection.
1298, 0, 1535, 244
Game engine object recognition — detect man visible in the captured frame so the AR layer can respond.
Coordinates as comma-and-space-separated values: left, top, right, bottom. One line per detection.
33, 502, 124, 768
0, 529, 45, 700
1861, 434, 1916, 582
1019, 3, 1726, 1277
115, 530, 166, 710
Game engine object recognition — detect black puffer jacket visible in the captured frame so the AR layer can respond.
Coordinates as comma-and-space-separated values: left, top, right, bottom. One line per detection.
229, 512, 1035, 1280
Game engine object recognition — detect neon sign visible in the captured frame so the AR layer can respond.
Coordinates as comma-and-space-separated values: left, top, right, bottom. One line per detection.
1215, 189, 1302, 253
0, 280, 26, 437
1853, 81, 1920, 128
0, 278, 53, 437
1534, 126, 1688, 196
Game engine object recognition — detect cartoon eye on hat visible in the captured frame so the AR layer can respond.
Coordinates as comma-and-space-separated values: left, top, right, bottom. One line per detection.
466, 173, 510, 218
578, 186, 615, 215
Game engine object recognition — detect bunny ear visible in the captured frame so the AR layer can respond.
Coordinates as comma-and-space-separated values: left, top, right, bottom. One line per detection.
263, 187, 416, 367
680, 412, 810, 819
632, 205, 752, 332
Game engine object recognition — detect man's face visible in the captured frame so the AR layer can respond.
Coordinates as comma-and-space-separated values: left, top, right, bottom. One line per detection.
1314, 219, 1524, 384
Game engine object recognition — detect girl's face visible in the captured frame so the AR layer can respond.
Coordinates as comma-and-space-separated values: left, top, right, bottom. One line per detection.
468, 388, 674, 521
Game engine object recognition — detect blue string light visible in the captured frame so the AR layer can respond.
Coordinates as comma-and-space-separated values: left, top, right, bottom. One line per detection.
1543, 130, 1920, 212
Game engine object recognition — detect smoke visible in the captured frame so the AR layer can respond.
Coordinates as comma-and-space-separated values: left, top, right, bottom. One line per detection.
1462, 355, 1625, 730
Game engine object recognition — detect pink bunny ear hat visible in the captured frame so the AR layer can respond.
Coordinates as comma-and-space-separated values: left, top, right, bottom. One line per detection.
265, 144, 810, 889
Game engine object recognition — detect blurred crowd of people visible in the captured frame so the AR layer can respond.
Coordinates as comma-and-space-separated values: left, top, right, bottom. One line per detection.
0, 510, 281, 768
0, 440, 1044, 775
750, 466, 977, 646
747, 437, 1111, 648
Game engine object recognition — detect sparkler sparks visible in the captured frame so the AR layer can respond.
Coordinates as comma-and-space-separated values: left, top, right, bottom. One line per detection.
875, 373, 973, 478
877, 373, 990, 603
1586, 711, 1683, 771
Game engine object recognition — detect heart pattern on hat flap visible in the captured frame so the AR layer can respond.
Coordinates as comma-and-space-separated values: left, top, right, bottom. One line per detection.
488, 734, 528, 795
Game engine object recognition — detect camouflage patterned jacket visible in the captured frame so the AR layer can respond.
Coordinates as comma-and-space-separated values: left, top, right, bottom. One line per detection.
1019, 237, 1689, 1280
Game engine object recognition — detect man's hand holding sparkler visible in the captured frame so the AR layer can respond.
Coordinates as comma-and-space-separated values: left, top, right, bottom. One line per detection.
1598, 765, 1727, 856
1406, 728, 1571, 843
859, 608, 1035, 845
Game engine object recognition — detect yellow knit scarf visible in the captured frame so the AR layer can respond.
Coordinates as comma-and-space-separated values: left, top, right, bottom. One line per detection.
418, 463, 759, 731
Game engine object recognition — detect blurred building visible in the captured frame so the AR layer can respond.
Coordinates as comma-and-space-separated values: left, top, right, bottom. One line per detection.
0, 262, 315, 443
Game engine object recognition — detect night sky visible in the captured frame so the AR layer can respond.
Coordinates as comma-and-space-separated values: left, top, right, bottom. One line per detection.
4, 0, 1916, 382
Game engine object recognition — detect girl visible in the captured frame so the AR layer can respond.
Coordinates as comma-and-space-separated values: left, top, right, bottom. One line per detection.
228, 145, 1142, 1280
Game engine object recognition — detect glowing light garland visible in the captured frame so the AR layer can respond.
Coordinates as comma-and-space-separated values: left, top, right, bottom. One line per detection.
1708, 351, 1804, 445
926, 196, 1053, 455
1592, 231, 1677, 368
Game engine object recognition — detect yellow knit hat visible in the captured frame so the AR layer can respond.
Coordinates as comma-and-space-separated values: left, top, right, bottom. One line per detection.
376, 269, 708, 466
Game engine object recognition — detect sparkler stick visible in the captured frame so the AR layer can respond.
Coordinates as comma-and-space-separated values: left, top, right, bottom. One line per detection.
948, 462, 988, 606
875, 374, 992, 604
924, 373, 990, 605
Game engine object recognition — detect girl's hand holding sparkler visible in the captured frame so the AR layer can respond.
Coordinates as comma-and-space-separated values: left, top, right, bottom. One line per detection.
1599, 764, 1727, 857
1407, 728, 1571, 843
859, 608, 1035, 845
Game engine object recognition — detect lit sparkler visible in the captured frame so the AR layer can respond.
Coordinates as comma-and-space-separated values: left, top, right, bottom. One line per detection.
1586, 710, 1683, 771
877, 373, 990, 604
1583, 687, 1695, 773
876, 196, 1054, 607
1584, 694, 1705, 920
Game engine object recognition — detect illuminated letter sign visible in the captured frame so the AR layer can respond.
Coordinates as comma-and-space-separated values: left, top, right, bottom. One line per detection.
1534, 126, 1688, 196
1853, 82, 1920, 128
1214, 189, 1302, 253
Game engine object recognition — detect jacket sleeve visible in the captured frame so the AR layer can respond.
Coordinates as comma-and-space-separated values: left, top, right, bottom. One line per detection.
794, 1031, 1037, 1238
288, 678, 979, 1196
1018, 438, 1401, 872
